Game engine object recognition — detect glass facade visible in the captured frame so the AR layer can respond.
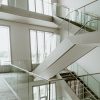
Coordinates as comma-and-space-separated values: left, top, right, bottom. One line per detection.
0, 26, 11, 65
30, 30, 57, 64
28, 0, 52, 16
1, 0, 8, 5
33, 83, 56, 100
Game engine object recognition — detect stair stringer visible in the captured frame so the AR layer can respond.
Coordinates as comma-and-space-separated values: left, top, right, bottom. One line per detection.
57, 74, 80, 100
33, 33, 100, 80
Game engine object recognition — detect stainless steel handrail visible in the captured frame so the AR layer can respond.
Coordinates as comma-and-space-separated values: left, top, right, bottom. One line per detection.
58, 0, 99, 27
65, 70, 98, 100
79, 72, 100, 77
74, 18, 99, 35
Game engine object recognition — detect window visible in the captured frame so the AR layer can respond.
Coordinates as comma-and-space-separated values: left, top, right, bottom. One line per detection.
2, 0, 8, 5
28, 0, 35, 12
33, 83, 56, 100
30, 30, 57, 64
28, 0, 52, 15
43, 0, 52, 15
0, 26, 11, 65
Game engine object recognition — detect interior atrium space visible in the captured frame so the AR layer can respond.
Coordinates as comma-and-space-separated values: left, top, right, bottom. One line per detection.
0, 0, 100, 100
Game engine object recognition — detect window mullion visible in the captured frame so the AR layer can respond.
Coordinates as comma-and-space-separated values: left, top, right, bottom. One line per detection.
36, 31, 39, 63
35, 0, 36, 12
42, 0, 44, 14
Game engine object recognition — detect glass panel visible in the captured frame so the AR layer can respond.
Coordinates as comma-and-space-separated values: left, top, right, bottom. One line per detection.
43, 0, 52, 15
50, 83, 56, 100
40, 85, 47, 97
28, 0, 35, 12
36, 0, 43, 14
2, 0, 8, 5
45, 32, 52, 58
0, 26, 11, 65
30, 30, 57, 64
30, 30, 37, 64
33, 87, 39, 100
41, 98, 46, 100
51, 34, 56, 52
37, 31, 45, 63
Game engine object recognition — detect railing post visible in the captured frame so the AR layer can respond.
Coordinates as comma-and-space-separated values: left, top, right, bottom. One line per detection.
49, 81, 51, 100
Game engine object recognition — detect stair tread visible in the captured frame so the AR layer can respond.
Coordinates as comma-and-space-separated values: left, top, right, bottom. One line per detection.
60, 72, 99, 100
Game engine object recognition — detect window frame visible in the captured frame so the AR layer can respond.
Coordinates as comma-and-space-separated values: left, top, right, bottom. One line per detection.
29, 29, 57, 64
28, 0, 52, 16
0, 25, 11, 65
32, 83, 56, 100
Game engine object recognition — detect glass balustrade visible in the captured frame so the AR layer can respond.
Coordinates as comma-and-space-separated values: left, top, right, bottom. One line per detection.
52, 1, 99, 35
0, 60, 65, 100
67, 63, 100, 98
1, 60, 98, 100
0, 60, 99, 100
0, 0, 99, 33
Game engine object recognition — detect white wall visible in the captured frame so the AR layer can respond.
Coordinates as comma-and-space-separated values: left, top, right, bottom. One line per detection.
0, 20, 58, 71
77, 47, 100, 74
76, 47, 100, 82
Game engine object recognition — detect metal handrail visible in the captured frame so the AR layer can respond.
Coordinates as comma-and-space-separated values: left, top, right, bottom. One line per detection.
68, 63, 100, 84
50, 69, 98, 99
65, 70, 98, 100
79, 72, 100, 77
58, 0, 99, 27
74, 18, 99, 35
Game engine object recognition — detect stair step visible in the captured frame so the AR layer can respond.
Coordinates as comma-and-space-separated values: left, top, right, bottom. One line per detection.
60, 72, 99, 100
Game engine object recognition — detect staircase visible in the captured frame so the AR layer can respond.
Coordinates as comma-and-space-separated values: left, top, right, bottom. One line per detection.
58, 17, 96, 32
60, 72, 99, 100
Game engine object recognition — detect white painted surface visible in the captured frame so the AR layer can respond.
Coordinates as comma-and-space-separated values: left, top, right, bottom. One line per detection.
77, 47, 100, 75
33, 39, 74, 74
0, 5, 58, 28
57, 75, 80, 100
33, 33, 98, 79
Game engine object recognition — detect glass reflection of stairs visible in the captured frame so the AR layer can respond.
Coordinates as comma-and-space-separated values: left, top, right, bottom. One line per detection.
60, 72, 99, 100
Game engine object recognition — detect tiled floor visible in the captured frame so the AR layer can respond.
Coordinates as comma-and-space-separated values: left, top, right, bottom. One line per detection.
0, 74, 17, 100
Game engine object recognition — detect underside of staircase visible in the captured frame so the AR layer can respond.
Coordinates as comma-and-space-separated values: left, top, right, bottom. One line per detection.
60, 72, 99, 100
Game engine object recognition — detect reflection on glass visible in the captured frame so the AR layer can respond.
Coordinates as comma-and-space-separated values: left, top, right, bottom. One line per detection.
41, 98, 46, 100
33, 83, 56, 100
2, 0, 8, 5
0, 26, 11, 65
43, 0, 52, 16
29, 0, 52, 16
37, 31, 45, 63
36, 0, 43, 14
50, 83, 56, 100
33, 87, 39, 100
30, 30, 57, 64
28, 0, 35, 12
30, 30, 37, 64
40, 85, 47, 97
51, 34, 56, 52
45, 32, 52, 58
